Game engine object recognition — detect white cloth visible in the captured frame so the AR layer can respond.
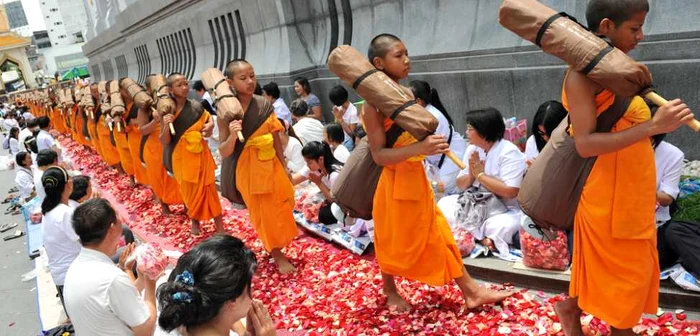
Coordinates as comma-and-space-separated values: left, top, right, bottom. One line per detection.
333, 144, 350, 163
9, 138, 20, 155
284, 137, 305, 173
23, 112, 34, 120
524, 135, 539, 162
68, 199, 80, 209
274, 98, 292, 124
19, 128, 33, 152
298, 166, 340, 191
340, 103, 360, 143
37, 129, 56, 152
424, 104, 466, 194
207, 114, 220, 151
3, 118, 18, 131
655, 141, 684, 223
64, 248, 151, 336
293, 117, 325, 146
14, 166, 34, 200
202, 91, 216, 112
34, 168, 46, 202
42, 204, 80, 286
449, 140, 526, 257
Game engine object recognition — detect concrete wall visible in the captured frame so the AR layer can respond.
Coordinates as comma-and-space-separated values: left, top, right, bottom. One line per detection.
82, 0, 700, 159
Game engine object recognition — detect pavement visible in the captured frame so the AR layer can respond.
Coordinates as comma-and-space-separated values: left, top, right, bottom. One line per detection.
0, 155, 42, 336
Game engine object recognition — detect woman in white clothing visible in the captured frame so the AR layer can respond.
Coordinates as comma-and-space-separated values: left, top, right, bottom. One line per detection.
409, 81, 466, 195
292, 141, 344, 225
8, 127, 21, 155
652, 134, 684, 225
157, 235, 275, 336
41, 166, 79, 314
277, 118, 305, 173
523, 101, 568, 164
438, 108, 526, 257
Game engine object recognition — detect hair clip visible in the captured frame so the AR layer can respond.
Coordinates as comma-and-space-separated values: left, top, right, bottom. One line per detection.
175, 270, 195, 286
172, 292, 193, 303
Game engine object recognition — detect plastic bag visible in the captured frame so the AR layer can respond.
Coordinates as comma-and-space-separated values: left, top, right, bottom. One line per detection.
295, 191, 325, 223
453, 228, 475, 257
504, 118, 527, 152
520, 228, 570, 271
127, 243, 169, 280
425, 162, 444, 200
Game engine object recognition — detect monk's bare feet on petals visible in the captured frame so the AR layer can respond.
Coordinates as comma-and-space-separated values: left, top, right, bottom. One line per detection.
271, 249, 296, 274
384, 290, 411, 312
190, 221, 201, 236
161, 203, 173, 215
464, 286, 513, 309
554, 298, 584, 336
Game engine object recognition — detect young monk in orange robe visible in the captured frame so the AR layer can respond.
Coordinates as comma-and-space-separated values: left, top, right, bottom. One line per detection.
161, 73, 223, 235
222, 60, 298, 274
554, 1, 696, 334
123, 101, 150, 186
137, 75, 182, 215
96, 82, 122, 169
87, 84, 103, 156
362, 34, 510, 311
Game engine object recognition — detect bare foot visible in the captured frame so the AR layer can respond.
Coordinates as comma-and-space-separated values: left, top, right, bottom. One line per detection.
191, 221, 201, 236
464, 286, 513, 309
554, 298, 584, 336
271, 249, 296, 274
383, 290, 411, 312
161, 203, 173, 215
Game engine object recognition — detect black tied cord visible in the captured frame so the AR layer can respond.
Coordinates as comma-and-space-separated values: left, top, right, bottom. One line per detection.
527, 223, 557, 242
208, 78, 237, 106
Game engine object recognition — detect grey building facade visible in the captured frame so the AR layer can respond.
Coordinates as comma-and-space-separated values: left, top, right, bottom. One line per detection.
5, 1, 28, 29
83, 0, 700, 159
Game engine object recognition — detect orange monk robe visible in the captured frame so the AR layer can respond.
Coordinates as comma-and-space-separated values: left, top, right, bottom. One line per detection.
372, 118, 465, 286
113, 122, 135, 176
142, 116, 183, 205
87, 106, 103, 156
170, 108, 221, 221
563, 88, 658, 329
236, 115, 298, 251
126, 120, 149, 185
73, 106, 91, 147
96, 114, 121, 166
51, 107, 66, 133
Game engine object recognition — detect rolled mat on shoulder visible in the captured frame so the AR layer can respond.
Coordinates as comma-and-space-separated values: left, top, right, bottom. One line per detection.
109, 80, 126, 117
201, 68, 244, 141
149, 74, 176, 135
74, 87, 83, 105
81, 87, 93, 108
498, 0, 700, 132
327, 45, 466, 168
120, 77, 152, 109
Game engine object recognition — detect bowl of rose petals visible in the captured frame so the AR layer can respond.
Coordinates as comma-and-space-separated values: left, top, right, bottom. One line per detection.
128, 243, 169, 280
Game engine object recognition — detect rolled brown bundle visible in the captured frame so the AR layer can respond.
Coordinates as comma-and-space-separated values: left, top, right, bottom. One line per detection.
149, 74, 176, 135
200, 68, 244, 142
498, 0, 700, 132
63, 88, 74, 115
327, 45, 465, 169
110, 80, 126, 132
120, 77, 152, 108
81, 87, 94, 120
75, 87, 84, 106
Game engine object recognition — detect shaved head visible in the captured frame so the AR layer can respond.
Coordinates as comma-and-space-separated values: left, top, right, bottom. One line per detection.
367, 33, 401, 62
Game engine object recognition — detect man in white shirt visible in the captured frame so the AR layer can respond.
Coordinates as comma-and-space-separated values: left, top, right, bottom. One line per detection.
3, 113, 18, 133
262, 82, 292, 124
36, 116, 61, 159
64, 199, 157, 336
290, 99, 324, 145
14, 152, 35, 202
194, 80, 220, 158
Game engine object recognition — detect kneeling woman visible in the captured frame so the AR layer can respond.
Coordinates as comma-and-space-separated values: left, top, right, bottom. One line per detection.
438, 108, 526, 258
291, 141, 344, 224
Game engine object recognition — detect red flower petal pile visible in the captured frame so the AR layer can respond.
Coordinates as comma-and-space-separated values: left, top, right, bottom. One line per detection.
453, 228, 476, 257
57, 136, 699, 335
131, 243, 169, 280
520, 229, 570, 271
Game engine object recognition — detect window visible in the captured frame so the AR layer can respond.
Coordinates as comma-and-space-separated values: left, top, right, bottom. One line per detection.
46, 16, 49, 19
50, 8, 58, 12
